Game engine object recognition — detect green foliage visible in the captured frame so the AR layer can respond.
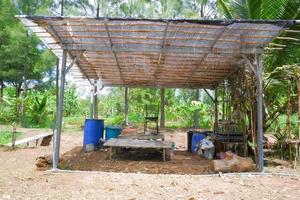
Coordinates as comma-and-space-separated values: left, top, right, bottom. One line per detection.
98, 88, 212, 128
217, 0, 300, 19
0, 130, 21, 145
64, 86, 80, 117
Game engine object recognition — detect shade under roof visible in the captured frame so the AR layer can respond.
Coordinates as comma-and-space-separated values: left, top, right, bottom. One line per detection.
17, 16, 296, 89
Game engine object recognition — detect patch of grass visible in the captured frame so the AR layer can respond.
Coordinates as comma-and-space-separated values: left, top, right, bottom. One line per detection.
0, 130, 21, 145
58, 163, 72, 170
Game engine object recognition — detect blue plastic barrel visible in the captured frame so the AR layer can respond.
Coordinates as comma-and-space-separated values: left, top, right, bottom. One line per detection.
191, 133, 206, 153
83, 119, 104, 151
105, 126, 122, 141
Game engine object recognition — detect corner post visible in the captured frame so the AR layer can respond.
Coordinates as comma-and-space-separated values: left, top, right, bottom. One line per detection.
256, 54, 264, 172
125, 87, 129, 126
53, 50, 67, 170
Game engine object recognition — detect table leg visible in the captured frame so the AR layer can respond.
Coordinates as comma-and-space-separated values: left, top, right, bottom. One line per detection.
163, 149, 166, 162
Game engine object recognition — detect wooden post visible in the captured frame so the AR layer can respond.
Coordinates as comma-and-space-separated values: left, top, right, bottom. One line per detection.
160, 88, 165, 128
60, 0, 64, 16
194, 89, 200, 129
53, 50, 67, 170
93, 82, 98, 119
256, 54, 264, 172
214, 88, 218, 133
125, 87, 129, 126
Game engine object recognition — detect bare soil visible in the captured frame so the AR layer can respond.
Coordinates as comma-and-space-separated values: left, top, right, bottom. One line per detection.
60, 147, 213, 174
0, 126, 300, 199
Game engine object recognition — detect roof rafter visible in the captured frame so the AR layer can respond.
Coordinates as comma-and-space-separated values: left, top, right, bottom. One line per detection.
103, 21, 125, 85
154, 22, 169, 80
185, 26, 228, 87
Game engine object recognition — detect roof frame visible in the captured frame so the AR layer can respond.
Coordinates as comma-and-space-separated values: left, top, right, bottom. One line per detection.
17, 16, 297, 89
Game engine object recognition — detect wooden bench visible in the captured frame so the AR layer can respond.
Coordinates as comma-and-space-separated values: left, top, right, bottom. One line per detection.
104, 138, 172, 161
6, 132, 53, 147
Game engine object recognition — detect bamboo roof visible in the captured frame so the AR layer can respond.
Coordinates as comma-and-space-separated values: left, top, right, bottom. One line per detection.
17, 16, 296, 89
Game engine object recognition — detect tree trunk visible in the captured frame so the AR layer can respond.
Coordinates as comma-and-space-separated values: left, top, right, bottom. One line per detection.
160, 88, 165, 128
194, 89, 200, 129
61, 0, 64, 16
96, 0, 100, 17
298, 78, 300, 141
287, 80, 292, 160
0, 81, 4, 101
93, 84, 98, 119
124, 87, 129, 126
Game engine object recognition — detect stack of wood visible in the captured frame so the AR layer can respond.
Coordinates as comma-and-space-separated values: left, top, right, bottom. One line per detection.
36, 155, 52, 170
212, 152, 254, 172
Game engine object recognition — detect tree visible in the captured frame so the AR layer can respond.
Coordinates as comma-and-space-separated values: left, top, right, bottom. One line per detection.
216, 0, 300, 142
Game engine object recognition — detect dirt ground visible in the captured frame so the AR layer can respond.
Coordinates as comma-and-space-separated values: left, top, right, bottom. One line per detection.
1, 126, 300, 199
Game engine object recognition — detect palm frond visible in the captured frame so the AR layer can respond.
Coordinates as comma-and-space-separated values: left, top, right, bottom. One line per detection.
216, 0, 233, 19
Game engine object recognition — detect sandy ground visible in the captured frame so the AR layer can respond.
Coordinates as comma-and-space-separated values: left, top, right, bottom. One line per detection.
0, 127, 300, 199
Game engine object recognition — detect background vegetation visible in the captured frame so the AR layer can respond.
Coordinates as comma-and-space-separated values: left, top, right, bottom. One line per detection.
0, 0, 300, 147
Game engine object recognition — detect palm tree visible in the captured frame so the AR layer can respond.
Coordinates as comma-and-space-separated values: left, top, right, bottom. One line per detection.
217, 0, 300, 19
216, 0, 300, 149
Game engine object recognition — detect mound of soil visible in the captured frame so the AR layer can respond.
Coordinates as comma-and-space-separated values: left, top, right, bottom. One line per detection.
60, 146, 214, 174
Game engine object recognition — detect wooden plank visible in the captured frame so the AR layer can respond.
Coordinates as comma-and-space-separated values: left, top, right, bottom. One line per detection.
104, 138, 171, 149
118, 134, 164, 140
6, 132, 53, 146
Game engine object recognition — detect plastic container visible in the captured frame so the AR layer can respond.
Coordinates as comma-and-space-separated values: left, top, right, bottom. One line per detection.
83, 119, 104, 151
191, 133, 206, 153
105, 126, 122, 141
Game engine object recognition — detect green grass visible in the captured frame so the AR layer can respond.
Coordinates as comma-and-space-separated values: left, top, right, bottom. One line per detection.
0, 130, 21, 145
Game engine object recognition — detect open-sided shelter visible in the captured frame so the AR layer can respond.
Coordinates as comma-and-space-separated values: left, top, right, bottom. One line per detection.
17, 16, 298, 172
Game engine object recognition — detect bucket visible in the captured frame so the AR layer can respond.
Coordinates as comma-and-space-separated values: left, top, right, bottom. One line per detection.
105, 126, 122, 141
83, 119, 104, 151
191, 133, 206, 153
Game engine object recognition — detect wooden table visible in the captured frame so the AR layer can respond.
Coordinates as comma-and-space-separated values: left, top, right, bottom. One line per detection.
118, 133, 164, 141
104, 138, 172, 161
